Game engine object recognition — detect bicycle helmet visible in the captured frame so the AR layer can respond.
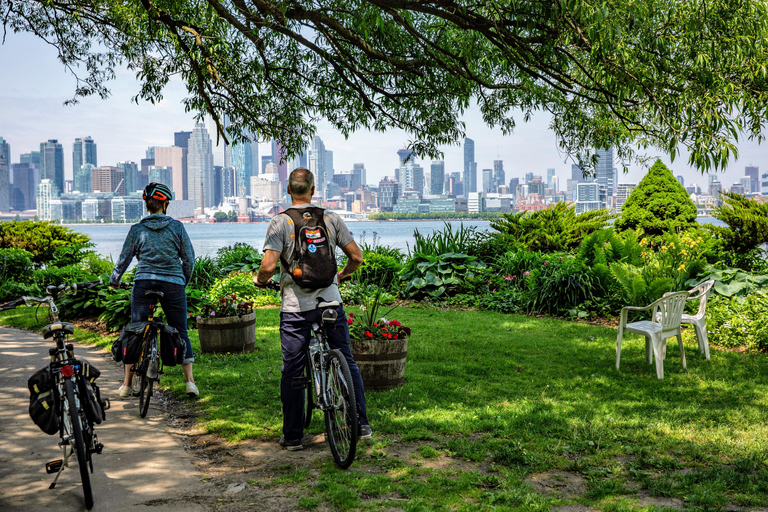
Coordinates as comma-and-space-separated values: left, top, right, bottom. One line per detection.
143, 182, 173, 201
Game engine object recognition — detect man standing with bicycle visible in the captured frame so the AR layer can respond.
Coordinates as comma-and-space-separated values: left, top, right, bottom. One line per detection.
254, 167, 371, 451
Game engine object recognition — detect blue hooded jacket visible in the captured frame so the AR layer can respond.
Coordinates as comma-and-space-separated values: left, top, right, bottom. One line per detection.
110, 214, 195, 286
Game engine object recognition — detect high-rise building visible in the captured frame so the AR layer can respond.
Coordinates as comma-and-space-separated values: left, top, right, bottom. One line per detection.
272, 139, 289, 190
595, 147, 614, 208
230, 142, 253, 196
174, 131, 192, 149
352, 163, 366, 189
430, 161, 445, 195
0, 137, 10, 170
551, 175, 560, 194
0, 153, 9, 212
117, 161, 139, 195
145, 146, 156, 159
37, 179, 55, 220
40, 140, 65, 196
154, 146, 188, 200
616, 183, 636, 210
188, 123, 216, 209
492, 160, 505, 192
148, 166, 173, 189
213, 166, 224, 207
745, 165, 759, 193
378, 177, 400, 211
12, 162, 39, 210
75, 163, 94, 194
140, 157, 153, 190
463, 138, 476, 193
309, 136, 327, 197
508, 177, 520, 197
547, 168, 556, 188
73, 137, 97, 179
401, 162, 424, 195
482, 169, 493, 193
261, 155, 273, 174
221, 167, 236, 198
676, 175, 685, 188
571, 163, 583, 182
91, 166, 126, 195
740, 176, 752, 195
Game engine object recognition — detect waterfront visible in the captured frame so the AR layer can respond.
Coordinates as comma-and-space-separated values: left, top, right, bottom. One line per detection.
69, 220, 495, 260
68, 216, 726, 261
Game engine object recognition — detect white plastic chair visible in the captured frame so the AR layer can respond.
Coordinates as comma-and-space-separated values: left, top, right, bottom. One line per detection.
616, 291, 689, 379
664, 280, 715, 360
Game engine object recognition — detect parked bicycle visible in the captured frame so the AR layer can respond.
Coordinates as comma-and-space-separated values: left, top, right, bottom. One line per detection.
0, 279, 108, 510
113, 283, 184, 418
300, 295, 359, 468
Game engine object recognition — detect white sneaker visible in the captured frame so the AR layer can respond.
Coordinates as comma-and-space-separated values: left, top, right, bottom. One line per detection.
186, 382, 199, 397
119, 385, 131, 398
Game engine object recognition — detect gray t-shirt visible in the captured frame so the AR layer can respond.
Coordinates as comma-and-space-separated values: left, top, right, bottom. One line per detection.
263, 203, 354, 313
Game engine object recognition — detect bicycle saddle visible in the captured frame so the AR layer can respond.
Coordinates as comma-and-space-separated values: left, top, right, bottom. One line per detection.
316, 297, 340, 309
42, 322, 75, 339
144, 290, 164, 298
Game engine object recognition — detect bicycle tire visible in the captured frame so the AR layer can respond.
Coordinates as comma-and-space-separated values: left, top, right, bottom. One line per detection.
138, 371, 153, 418
323, 350, 358, 469
303, 350, 315, 429
64, 378, 94, 509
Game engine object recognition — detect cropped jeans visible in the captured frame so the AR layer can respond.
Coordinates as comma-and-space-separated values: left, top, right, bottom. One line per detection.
131, 279, 194, 364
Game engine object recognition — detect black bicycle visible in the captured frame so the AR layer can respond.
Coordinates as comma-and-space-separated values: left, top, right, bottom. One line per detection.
301, 298, 359, 468
0, 279, 107, 510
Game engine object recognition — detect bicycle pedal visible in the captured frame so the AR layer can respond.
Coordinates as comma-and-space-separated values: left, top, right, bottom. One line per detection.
45, 460, 63, 474
103, 398, 111, 410
94, 443, 104, 455
292, 376, 309, 389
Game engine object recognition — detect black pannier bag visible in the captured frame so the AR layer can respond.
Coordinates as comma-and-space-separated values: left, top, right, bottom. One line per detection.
116, 321, 150, 364
77, 358, 106, 424
159, 324, 185, 367
28, 365, 59, 435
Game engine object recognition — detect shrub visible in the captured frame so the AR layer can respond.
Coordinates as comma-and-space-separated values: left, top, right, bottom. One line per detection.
50, 242, 96, 268
490, 201, 615, 253
707, 292, 768, 351
0, 247, 34, 283
614, 160, 697, 242
352, 252, 403, 288
189, 255, 223, 291
521, 255, 599, 315
207, 272, 279, 307
687, 265, 768, 297
340, 282, 397, 307
216, 243, 262, 273
0, 220, 90, 265
411, 223, 482, 256
32, 264, 100, 291
0, 281, 40, 303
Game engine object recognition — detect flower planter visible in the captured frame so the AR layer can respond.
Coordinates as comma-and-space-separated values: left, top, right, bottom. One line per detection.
197, 312, 256, 354
350, 336, 408, 390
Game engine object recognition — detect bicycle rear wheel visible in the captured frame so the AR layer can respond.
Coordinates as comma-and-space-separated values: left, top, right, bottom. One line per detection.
323, 350, 358, 469
138, 369, 153, 418
64, 378, 94, 509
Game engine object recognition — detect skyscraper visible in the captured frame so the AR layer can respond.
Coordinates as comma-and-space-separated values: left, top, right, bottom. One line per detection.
309, 136, 327, 197
272, 139, 288, 190
0, 137, 10, 171
188, 123, 216, 208
91, 166, 126, 195
0, 137, 10, 210
40, 140, 64, 195
745, 165, 759, 193
676, 175, 685, 188
37, 179, 54, 220
595, 147, 615, 208
174, 131, 192, 149
397, 148, 413, 164
430, 161, 445, 195
155, 146, 188, 200
118, 161, 140, 194
571, 163, 583, 182
493, 160, 505, 192
463, 138, 476, 193
12, 162, 39, 210
75, 163, 94, 194
73, 137, 97, 179
401, 162, 424, 194
352, 163, 366, 189
546, 168, 556, 188
230, 142, 253, 196
482, 169, 493, 192
148, 166, 173, 189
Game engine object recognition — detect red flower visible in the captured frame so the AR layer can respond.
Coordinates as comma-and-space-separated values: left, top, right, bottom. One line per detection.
373, 323, 377, 327
347, 318, 353, 325
388, 320, 401, 327
364, 331, 373, 338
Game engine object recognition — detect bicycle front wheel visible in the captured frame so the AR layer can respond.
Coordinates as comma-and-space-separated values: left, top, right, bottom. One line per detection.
64, 378, 94, 509
304, 350, 315, 429
323, 350, 358, 469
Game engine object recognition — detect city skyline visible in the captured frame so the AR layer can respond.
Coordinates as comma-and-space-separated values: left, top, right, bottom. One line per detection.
1, 31, 767, 193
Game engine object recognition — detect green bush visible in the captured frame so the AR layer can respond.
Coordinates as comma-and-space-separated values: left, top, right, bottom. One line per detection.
411, 223, 482, 256
400, 252, 487, 299
0, 220, 90, 265
0, 281, 40, 303
521, 255, 599, 315
50, 242, 96, 268
216, 243, 262, 273
207, 272, 280, 307
710, 191, 768, 263
352, 251, 403, 288
0, 247, 34, 283
189, 255, 223, 290
707, 292, 768, 351
687, 266, 768, 297
98, 287, 132, 331
340, 282, 396, 307
32, 264, 100, 291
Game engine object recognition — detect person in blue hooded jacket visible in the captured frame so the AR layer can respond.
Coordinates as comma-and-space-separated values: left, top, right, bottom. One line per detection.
110, 182, 199, 397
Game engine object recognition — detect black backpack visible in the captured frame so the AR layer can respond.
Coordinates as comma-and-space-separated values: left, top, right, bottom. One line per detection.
280, 207, 337, 289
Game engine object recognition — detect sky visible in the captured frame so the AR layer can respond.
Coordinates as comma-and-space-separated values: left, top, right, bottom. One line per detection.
1, 30, 766, 191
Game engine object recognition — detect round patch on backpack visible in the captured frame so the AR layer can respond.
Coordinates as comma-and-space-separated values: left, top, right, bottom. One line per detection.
308, 243, 317, 253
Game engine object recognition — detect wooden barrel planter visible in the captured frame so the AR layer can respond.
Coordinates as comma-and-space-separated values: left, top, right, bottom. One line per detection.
198, 312, 256, 354
350, 337, 408, 391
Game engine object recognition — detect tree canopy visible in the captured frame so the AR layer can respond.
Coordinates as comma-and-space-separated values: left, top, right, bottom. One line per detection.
614, 160, 697, 238
5, 0, 768, 170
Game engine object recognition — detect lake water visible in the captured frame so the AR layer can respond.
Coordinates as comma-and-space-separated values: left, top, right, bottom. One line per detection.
68, 216, 727, 261
68, 220, 494, 260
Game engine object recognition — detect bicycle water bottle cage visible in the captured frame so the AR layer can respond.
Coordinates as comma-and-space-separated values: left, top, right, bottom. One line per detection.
42, 322, 75, 339
321, 308, 338, 326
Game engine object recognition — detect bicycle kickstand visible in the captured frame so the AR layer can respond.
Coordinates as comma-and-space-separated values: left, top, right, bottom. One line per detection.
47, 444, 71, 489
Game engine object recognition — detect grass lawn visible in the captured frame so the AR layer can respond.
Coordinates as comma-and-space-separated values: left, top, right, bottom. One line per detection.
3, 305, 768, 511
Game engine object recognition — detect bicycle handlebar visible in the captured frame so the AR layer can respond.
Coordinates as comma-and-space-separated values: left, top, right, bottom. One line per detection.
0, 297, 26, 312
0, 279, 104, 312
